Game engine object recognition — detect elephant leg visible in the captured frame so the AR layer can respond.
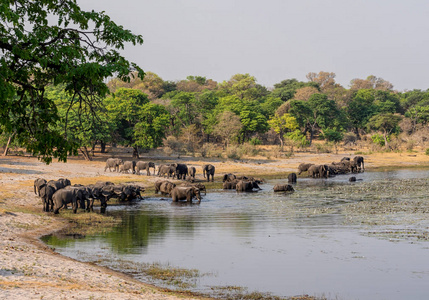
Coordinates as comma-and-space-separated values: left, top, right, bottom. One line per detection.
72, 201, 78, 214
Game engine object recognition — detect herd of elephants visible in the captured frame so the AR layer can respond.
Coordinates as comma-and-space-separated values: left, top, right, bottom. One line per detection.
33, 156, 365, 214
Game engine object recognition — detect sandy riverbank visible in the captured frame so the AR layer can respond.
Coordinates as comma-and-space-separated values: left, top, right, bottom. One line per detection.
1, 150, 428, 299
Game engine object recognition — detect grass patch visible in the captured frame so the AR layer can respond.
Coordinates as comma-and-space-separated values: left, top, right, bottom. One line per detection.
58, 210, 121, 236
210, 285, 324, 300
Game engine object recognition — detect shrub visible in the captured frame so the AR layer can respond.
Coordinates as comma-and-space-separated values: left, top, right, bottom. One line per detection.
371, 134, 387, 147
249, 137, 262, 146
238, 143, 260, 157
226, 146, 241, 160
425, 148, 429, 156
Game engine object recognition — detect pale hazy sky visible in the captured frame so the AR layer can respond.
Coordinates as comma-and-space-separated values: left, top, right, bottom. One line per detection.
78, 0, 429, 91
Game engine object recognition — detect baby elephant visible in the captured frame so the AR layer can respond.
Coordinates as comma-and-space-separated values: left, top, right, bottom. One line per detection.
273, 184, 294, 192
171, 186, 201, 203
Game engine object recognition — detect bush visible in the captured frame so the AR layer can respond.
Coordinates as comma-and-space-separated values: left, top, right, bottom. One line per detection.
200, 143, 222, 158
238, 143, 260, 157
249, 137, 262, 146
343, 132, 357, 145
425, 148, 429, 155
371, 134, 387, 147
226, 146, 241, 160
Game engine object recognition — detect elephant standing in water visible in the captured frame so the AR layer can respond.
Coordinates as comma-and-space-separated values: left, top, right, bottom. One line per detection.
288, 173, 297, 183
202, 164, 215, 182
171, 186, 202, 203
273, 184, 294, 192
353, 156, 365, 171
298, 163, 314, 175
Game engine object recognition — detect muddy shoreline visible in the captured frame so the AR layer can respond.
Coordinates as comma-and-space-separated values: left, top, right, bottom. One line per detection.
1, 151, 429, 299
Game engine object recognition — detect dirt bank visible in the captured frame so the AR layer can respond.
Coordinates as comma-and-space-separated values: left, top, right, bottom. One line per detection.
1, 150, 428, 299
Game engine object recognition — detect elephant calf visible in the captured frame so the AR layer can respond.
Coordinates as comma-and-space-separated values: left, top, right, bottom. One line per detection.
235, 180, 261, 192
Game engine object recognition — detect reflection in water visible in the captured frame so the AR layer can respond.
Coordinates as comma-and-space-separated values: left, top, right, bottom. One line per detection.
42, 169, 429, 299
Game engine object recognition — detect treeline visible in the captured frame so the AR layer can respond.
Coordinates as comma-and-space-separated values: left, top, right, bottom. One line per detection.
3, 71, 429, 160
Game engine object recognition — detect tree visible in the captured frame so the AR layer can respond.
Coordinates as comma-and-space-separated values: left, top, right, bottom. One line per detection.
268, 113, 299, 151
47, 85, 113, 160
212, 111, 242, 149
0, 0, 143, 163
350, 75, 393, 91
306, 71, 337, 92
105, 88, 149, 158
134, 104, 170, 151
367, 114, 402, 148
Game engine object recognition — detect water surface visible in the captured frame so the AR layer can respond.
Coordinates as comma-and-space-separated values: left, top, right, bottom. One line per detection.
42, 169, 429, 299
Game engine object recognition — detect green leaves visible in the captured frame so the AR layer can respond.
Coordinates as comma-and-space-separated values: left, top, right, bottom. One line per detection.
0, 0, 143, 163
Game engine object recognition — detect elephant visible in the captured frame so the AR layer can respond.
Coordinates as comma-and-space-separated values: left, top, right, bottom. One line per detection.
175, 163, 188, 180
52, 188, 84, 214
34, 178, 47, 196
298, 163, 314, 175
223, 179, 239, 189
202, 164, 215, 182
188, 166, 196, 179
308, 165, 329, 178
349, 176, 357, 182
136, 161, 155, 175
171, 186, 202, 203
353, 156, 365, 171
340, 157, 351, 162
273, 184, 294, 192
65, 185, 92, 210
158, 165, 176, 178
39, 185, 56, 212
121, 161, 136, 174
287, 173, 297, 183
104, 158, 124, 172
179, 182, 206, 195
235, 180, 261, 192
159, 181, 176, 196
47, 178, 71, 190
222, 173, 237, 182
86, 182, 117, 213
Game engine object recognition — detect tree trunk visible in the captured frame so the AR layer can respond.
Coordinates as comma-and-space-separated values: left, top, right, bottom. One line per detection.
100, 141, 106, 153
279, 135, 284, 152
133, 146, 139, 159
80, 146, 92, 161
3, 133, 15, 156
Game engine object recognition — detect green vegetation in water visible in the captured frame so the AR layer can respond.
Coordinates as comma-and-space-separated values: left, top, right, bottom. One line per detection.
210, 286, 325, 300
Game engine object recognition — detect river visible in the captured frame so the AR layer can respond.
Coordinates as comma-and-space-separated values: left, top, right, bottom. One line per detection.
42, 169, 429, 299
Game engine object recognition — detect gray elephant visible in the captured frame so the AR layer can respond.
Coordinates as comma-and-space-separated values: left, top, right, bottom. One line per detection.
158, 165, 176, 178
223, 173, 236, 182
86, 182, 116, 213
136, 161, 155, 175
353, 156, 364, 171
47, 178, 71, 190
179, 182, 206, 195
223, 179, 239, 189
308, 165, 329, 178
159, 181, 176, 196
340, 157, 350, 162
235, 180, 261, 192
202, 164, 215, 182
174, 163, 188, 180
39, 185, 56, 212
188, 166, 196, 179
52, 188, 84, 214
171, 186, 202, 203
121, 161, 136, 174
65, 185, 92, 210
298, 163, 314, 175
104, 158, 124, 172
273, 184, 294, 192
287, 173, 297, 183
34, 178, 47, 196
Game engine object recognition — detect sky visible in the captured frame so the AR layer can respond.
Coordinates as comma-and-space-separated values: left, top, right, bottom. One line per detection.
77, 0, 429, 91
